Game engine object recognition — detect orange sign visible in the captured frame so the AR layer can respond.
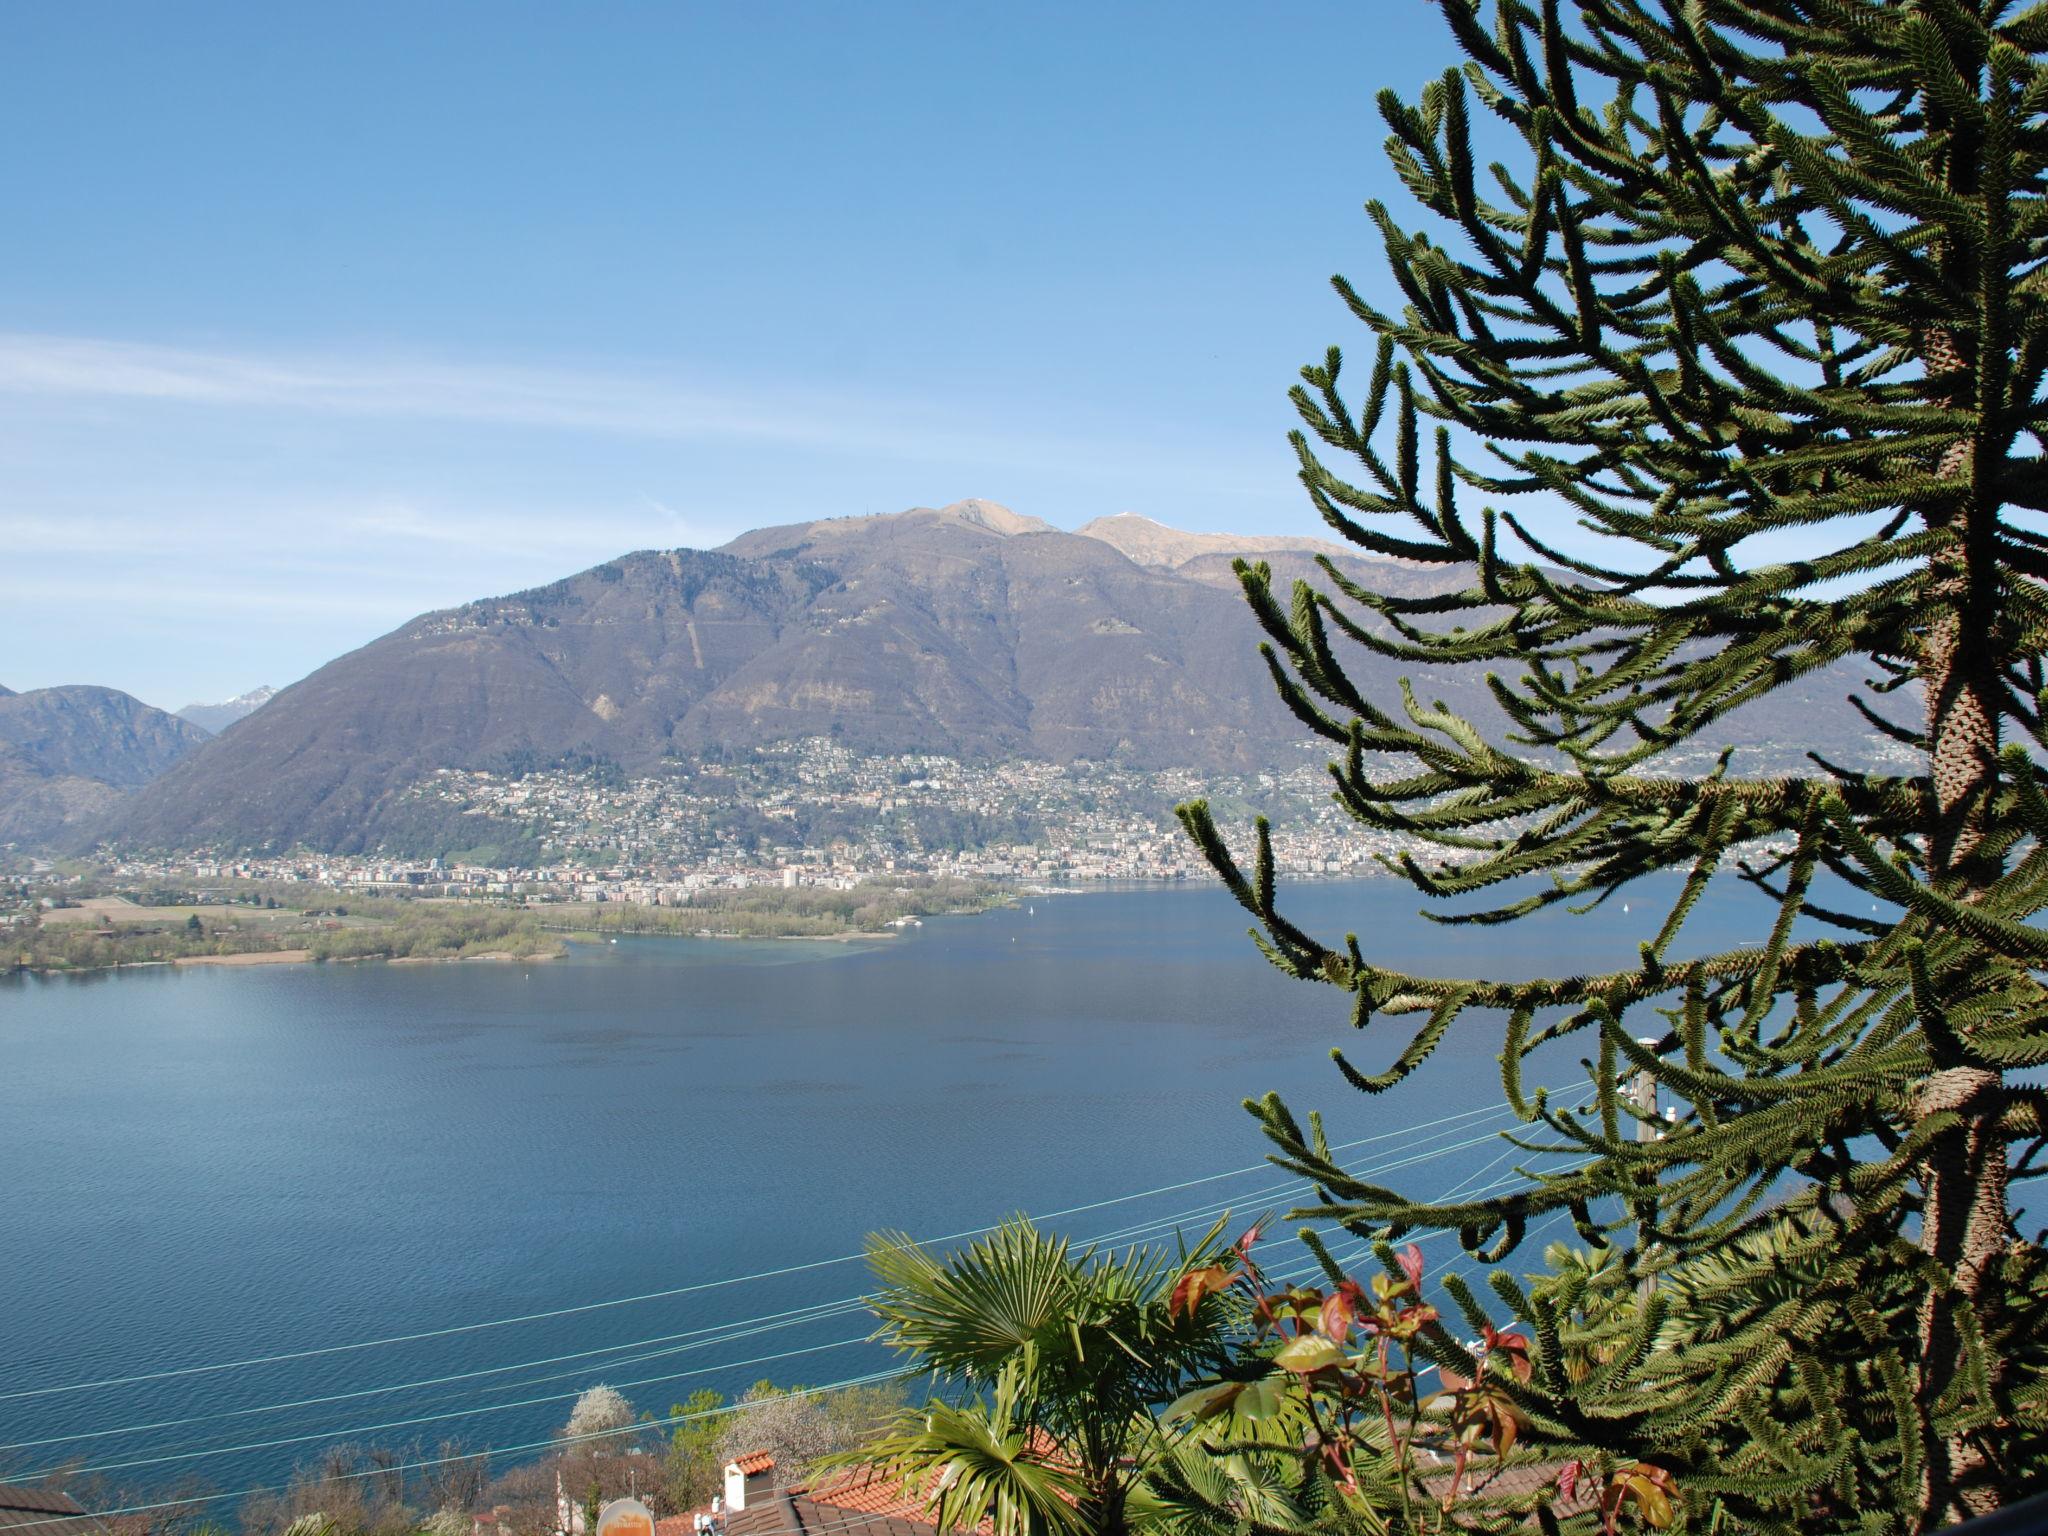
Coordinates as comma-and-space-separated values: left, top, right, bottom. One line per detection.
597, 1499, 655, 1536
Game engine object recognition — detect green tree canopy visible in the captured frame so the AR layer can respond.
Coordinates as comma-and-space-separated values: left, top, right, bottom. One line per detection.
1175, 0, 2048, 1527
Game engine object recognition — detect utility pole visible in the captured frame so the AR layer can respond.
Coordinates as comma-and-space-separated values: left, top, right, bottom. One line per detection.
1632, 1040, 1662, 1301
1630, 1046, 1659, 1142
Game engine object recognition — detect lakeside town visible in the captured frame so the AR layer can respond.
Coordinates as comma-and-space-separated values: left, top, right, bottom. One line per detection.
0, 744, 1430, 971
392, 738, 1408, 891
4, 737, 1827, 961
4, 742, 1413, 915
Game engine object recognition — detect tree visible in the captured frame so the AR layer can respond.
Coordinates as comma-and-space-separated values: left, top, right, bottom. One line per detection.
662, 1389, 727, 1512
849, 1218, 1243, 1536
237, 1443, 412, 1536
1173, 0, 2048, 1528
714, 1379, 903, 1485
419, 1439, 488, 1515
564, 1386, 635, 1448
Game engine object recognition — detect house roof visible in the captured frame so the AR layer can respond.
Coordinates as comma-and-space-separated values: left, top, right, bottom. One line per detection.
729, 1453, 776, 1477
804, 1467, 925, 1518
725, 1486, 935, 1536
721, 1463, 999, 1536
0, 1486, 106, 1536
720, 1430, 1061, 1536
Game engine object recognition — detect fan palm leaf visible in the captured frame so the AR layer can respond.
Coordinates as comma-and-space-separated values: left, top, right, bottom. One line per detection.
836, 1363, 1088, 1536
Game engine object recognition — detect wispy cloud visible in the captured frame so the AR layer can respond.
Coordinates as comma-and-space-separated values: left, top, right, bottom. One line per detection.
333, 499, 704, 557
2, 497, 715, 563
0, 570, 428, 621
0, 332, 1023, 462
0, 330, 1295, 489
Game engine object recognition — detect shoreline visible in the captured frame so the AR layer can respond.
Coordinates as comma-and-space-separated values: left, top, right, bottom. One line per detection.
559, 927, 901, 945
11, 910, 972, 973
14, 947, 564, 977
174, 949, 313, 967
8, 881, 1302, 975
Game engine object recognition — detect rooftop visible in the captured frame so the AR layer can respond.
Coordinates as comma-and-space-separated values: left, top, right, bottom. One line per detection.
0, 1486, 106, 1536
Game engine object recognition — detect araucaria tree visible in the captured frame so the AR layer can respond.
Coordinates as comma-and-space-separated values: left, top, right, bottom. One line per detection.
1176, 0, 2048, 1527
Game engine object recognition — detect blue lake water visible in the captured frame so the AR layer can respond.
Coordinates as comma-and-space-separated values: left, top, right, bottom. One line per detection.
0, 876, 1775, 1511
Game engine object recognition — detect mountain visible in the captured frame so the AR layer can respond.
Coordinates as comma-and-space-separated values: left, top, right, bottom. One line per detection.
120, 501, 1435, 852
178, 686, 278, 735
1077, 512, 1357, 571
113, 500, 1899, 855
0, 686, 212, 847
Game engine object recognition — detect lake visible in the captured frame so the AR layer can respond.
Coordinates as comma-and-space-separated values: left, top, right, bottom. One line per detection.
0, 876, 1772, 1511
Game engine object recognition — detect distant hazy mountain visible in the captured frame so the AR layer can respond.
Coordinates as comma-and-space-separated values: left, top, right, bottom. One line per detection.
0, 686, 212, 847
0, 684, 15, 697
1077, 512, 1357, 572
112, 500, 1901, 856
178, 686, 277, 735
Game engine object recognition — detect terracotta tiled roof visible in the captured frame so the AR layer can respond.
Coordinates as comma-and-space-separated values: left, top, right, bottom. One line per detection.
727, 1489, 933, 1536
724, 1433, 1066, 1536
0, 1486, 106, 1536
730, 1452, 777, 1477
808, 1457, 1052, 1536
805, 1466, 958, 1526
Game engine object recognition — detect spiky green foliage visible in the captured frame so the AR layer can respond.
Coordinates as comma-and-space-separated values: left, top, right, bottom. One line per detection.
1175, 1, 2048, 1528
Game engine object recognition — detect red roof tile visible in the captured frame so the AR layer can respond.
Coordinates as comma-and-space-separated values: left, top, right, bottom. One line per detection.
807, 1463, 1009, 1536
805, 1466, 936, 1521
0, 1485, 105, 1536
725, 1435, 1067, 1536
731, 1452, 777, 1477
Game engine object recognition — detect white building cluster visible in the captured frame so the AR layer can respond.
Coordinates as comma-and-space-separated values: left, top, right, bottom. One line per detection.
15, 741, 1441, 908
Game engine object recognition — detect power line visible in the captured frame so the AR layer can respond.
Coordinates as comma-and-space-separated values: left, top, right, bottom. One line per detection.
30, 1154, 1594, 1504
25, 1335, 882, 1483
0, 1374, 906, 1532
0, 1299, 864, 1456
1, 1098, 1534, 1406
1076, 1096, 1581, 1249
8, 1104, 1548, 1468
6, 1095, 1598, 1514
16, 1154, 1595, 1512
19, 1186, 1566, 1531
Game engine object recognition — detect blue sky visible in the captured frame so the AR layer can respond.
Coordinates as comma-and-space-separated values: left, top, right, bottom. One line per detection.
0, 1, 1466, 709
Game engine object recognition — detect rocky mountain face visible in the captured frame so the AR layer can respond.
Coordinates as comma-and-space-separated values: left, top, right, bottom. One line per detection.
110, 500, 1899, 855
0, 686, 212, 847
178, 686, 277, 735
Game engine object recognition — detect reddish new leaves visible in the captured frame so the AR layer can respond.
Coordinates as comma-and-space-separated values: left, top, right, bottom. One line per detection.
1165, 1241, 1682, 1529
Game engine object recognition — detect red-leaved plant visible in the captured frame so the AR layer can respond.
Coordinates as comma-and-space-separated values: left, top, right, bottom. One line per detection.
1166, 1230, 1676, 1533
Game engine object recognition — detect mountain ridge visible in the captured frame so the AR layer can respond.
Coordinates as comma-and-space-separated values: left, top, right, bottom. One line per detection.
105, 500, 1899, 856
1076, 512, 1366, 573
178, 686, 278, 735
0, 686, 212, 847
